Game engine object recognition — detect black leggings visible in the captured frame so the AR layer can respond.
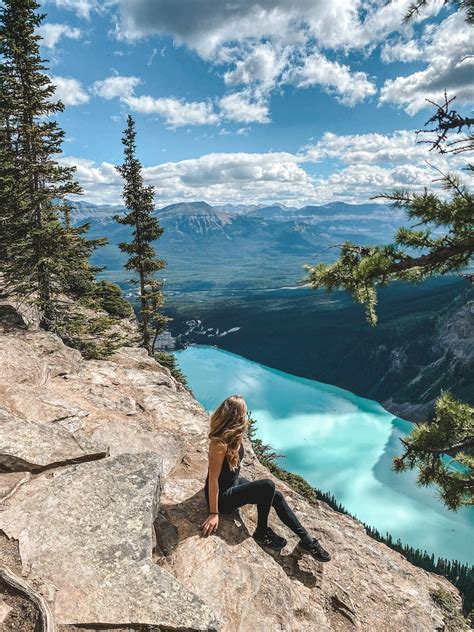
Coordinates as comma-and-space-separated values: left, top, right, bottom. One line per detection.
217, 476, 309, 538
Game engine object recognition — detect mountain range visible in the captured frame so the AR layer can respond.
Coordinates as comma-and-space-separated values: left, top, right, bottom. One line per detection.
74, 200, 408, 291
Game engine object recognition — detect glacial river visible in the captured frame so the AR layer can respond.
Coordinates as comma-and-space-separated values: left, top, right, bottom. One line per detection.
175, 344, 474, 565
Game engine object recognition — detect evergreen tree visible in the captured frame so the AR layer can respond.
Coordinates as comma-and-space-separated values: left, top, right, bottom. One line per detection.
0, 0, 104, 328
304, 151, 473, 511
114, 115, 168, 354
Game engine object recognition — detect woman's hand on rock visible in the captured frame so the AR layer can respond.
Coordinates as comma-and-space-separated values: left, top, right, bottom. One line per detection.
201, 513, 219, 537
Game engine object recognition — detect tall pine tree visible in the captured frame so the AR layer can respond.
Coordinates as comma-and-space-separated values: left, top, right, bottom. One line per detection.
0, 0, 104, 329
115, 115, 167, 354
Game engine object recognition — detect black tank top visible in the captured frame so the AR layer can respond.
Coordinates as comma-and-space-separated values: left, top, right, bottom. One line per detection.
204, 443, 244, 497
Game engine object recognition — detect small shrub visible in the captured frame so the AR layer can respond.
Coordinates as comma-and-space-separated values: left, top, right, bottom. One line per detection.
430, 588, 469, 631
58, 313, 123, 359
93, 281, 132, 319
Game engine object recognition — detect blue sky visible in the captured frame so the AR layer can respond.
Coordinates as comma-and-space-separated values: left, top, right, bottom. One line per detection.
39, 0, 473, 206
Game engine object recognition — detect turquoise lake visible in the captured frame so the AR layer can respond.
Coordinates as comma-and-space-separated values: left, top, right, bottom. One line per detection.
175, 344, 474, 565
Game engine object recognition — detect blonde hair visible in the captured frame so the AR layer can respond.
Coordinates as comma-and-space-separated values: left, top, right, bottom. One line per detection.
209, 395, 248, 470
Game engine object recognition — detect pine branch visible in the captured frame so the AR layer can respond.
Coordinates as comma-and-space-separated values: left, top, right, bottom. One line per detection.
416, 92, 474, 156
400, 437, 474, 458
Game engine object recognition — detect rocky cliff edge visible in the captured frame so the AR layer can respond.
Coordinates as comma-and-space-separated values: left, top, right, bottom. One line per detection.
0, 315, 465, 631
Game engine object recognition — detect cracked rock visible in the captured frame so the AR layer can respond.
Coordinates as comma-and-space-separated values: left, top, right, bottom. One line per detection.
0, 452, 218, 630
0, 407, 107, 472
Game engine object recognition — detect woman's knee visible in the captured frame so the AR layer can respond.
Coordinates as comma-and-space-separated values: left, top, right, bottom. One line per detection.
272, 489, 283, 504
258, 478, 276, 495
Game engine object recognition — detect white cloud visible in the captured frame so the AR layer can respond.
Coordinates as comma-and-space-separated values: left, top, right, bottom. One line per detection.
286, 52, 376, 106
222, 43, 376, 110
61, 150, 314, 205
304, 130, 429, 165
353, 0, 445, 48
380, 59, 474, 114
380, 39, 423, 64
304, 129, 470, 201
379, 11, 474, 113
125, 95, 219, 126
223, 43, 287, 90
114, 0, 442, 57
92, 74, 270, 126
312, 162, 432, 203
92, 74, 218, 127
303, 129, 468, 172
219, 90, 270, 124
61, 156, 121, 204
45, 0, 464, 123
62, 125, 469, 206
45, 0, 100, 20
111, 0, 447, 115
92, 75, 141, 100
38, 23, 82, 49
51, 76, 90, 106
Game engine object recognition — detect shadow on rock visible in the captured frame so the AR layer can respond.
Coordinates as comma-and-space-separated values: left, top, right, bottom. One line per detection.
261, 543, 324, 589
154, 489, 324, 590
154, 488, 250, 557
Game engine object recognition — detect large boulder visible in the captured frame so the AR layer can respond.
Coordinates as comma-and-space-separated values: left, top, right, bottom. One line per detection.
0, 452, 218, 630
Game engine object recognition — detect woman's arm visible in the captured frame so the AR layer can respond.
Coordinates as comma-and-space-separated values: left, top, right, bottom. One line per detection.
207, 439, 226, 513
201, 440, 226, 536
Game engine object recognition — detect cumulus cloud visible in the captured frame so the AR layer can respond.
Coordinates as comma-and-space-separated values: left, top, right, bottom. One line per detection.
43, 0, 462, 121
380, 39, 423, 64
115, 0, 329, 56
51, 76, 90, 106
114, 0, 442, 56
219, 90, 270, 124
38, 23, 82, 49
379, 11, 474, 113
63, 127, 468, 206
304, 130, 429, 165
126, 96, 219, 126
223, 43, 287, 90
92, 75, 141, 100
312, 163, 431, 203
380, 60, 474, 114
286, 52, 376, 106
111, 0, 444, 115
62, 150, 314, 205
303, 129, 468, 172
222, 43, 376, 110
91, 74, 271, 126
45, 0, 100, 20
91, 74, 217, 126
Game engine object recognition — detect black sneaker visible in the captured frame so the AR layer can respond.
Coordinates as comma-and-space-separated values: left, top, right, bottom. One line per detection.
298, 537, 331, 562
253, 527, 287, 550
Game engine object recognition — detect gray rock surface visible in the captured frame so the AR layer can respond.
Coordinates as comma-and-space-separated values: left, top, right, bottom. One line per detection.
1, 452, 218, 630
91, 420, 184, 476
0, 407, 107, 472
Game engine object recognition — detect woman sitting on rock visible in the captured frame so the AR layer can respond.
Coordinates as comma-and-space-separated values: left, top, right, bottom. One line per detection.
201, 394, 331, 562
